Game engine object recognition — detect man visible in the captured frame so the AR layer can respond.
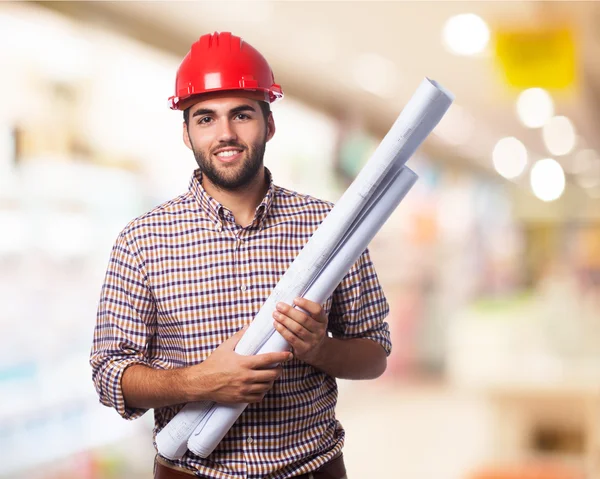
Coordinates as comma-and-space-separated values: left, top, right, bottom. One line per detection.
91, 32, 391, 479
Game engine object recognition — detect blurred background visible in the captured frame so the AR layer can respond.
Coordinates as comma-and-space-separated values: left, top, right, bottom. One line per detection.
1, 1, 599, 478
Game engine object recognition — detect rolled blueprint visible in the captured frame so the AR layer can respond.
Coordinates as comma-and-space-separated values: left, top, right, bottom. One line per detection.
155, 78, 454, 459
156, 165, 417, 460
234, 78, 452, 357
187, 165, 417, 458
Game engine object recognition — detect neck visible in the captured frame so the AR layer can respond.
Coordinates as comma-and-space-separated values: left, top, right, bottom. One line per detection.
202, 168, 268, 227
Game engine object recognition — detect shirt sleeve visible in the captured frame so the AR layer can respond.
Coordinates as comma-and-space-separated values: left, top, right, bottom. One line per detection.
327, 248, 392, 356
90, 231, 156, 420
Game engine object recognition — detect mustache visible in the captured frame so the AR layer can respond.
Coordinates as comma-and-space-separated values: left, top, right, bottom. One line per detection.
211, 142, 246, 154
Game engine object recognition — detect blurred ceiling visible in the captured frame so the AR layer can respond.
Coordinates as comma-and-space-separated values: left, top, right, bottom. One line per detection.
35, 1, 600, 211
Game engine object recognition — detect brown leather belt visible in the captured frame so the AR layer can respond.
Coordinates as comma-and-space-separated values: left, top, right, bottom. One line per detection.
290, 453, 346, 479
154, 453, 346, 479
154, 458, 196, 478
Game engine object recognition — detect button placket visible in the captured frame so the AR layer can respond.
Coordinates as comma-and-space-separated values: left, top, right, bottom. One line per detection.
238, 233, 248, 292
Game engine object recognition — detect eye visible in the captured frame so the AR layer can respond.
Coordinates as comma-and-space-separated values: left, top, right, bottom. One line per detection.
197, 116, 213, 125
235, 113, 250, 120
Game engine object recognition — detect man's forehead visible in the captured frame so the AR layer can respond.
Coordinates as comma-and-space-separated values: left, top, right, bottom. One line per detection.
183, 90, 267, 112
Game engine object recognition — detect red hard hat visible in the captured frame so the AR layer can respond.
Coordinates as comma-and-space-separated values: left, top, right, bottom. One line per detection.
169, 32, 284, 110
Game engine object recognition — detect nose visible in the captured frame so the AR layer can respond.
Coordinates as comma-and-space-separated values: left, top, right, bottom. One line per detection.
216, 118, 237, 143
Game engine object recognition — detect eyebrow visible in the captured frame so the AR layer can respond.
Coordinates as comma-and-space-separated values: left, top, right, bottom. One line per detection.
192, 104, 257, 118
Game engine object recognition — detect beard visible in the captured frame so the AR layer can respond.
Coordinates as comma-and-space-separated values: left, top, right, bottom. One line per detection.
192, 137, 266, 192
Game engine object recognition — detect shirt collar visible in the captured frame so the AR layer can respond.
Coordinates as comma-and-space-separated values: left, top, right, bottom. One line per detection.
188, 167, 275, 231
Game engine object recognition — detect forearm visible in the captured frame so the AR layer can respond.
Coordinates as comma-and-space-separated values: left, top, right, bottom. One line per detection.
122, 364, 196, 410
307, 336, 387, 380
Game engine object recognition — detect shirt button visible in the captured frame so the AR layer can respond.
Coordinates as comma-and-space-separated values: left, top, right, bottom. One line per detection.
240, 285, 247, 292
246, 436, 254, 444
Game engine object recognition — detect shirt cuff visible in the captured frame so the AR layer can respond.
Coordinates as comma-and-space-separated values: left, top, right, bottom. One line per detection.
97, 358, 150, 420
362, 329, 392, 357
332, 325, 392, 357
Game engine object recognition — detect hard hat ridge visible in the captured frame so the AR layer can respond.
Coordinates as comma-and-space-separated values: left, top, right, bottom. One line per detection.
169, 32, 283, 110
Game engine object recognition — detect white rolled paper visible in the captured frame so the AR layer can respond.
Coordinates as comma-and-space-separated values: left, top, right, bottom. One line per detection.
187, 165, 417, 458
155, 78, 454, 460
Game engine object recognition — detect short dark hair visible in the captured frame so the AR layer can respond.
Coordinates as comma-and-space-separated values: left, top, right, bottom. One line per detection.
184, 101, 271, 126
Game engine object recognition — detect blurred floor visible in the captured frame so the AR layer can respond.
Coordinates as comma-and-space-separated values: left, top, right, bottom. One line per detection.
337, 380, 493, 479
10, 380, 594, 478
8, 381, 493, 479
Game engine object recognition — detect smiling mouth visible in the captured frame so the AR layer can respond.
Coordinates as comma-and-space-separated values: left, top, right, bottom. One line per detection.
213, 149, 244, 162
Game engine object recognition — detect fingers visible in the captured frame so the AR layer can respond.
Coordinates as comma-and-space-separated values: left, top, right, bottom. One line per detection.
273, 313, 307, 340
292, 297, 327, 322
247, 352, 292, 369
250, 367, 282, 384
273, 319, 302, 348
274, 303, 316, 333
241, 371, 281, 403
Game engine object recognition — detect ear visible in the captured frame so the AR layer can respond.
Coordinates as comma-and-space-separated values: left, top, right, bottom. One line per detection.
183, 121, 193, 150
266, 113, 276, 143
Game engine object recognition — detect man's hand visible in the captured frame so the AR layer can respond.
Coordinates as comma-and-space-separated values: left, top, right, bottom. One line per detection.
185, 326, 292, 404
272, 297, 328, 365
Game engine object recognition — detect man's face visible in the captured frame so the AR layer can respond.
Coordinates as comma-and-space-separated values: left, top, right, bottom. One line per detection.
183, 93, 275, 191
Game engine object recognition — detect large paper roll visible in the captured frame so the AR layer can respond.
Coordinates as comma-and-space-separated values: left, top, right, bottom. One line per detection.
155, 78, 454, 459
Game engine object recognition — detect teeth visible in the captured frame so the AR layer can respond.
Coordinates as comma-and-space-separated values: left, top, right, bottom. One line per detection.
216, 150, 240, 157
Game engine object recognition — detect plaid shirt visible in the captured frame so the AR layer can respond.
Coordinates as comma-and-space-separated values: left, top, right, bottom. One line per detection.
90, 168, 391, 479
